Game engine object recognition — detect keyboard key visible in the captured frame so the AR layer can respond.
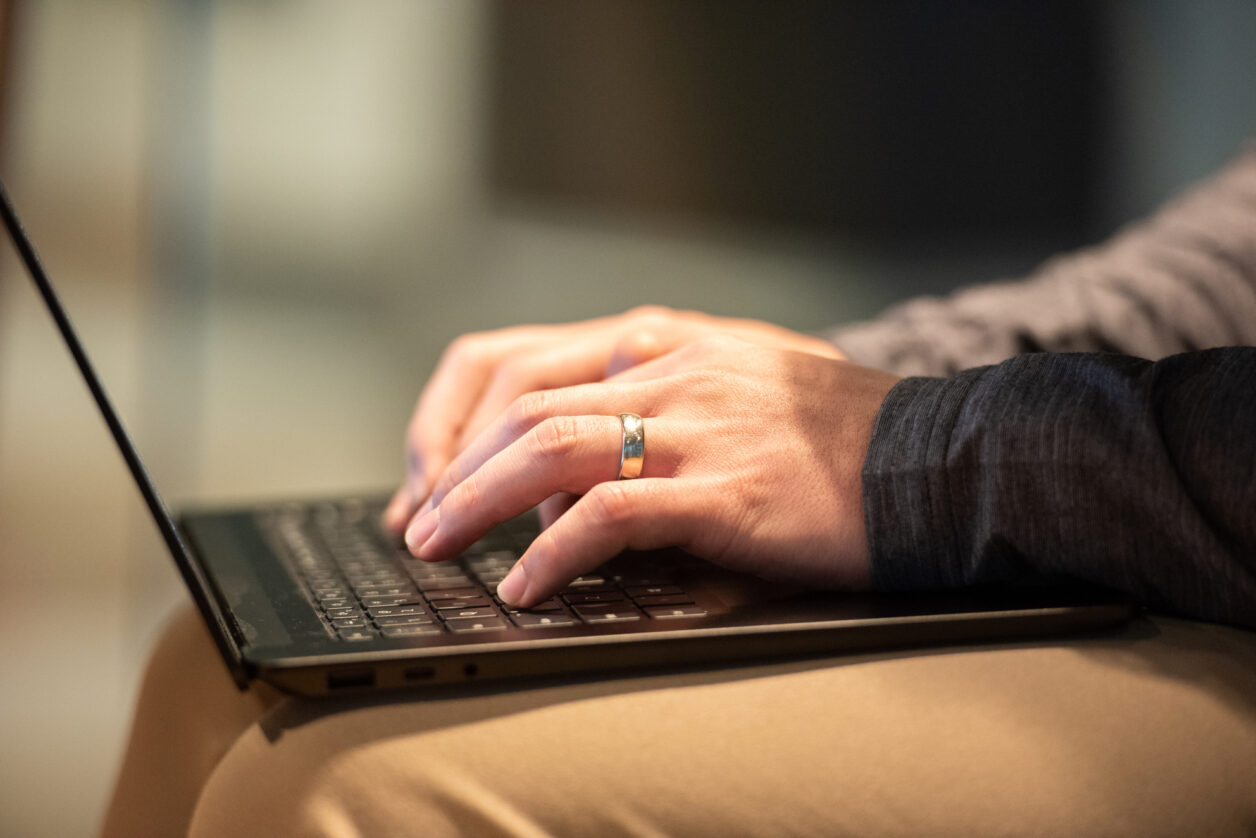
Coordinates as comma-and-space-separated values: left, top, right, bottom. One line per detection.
380, 623, 444, 638
447, 617, 509, 633
318, 597, 353, 610
349, 573, 409, 586
361, 594, 424, 608
503, 598, 564, 613
573, 604, 641, 623
338, 498, 367, 523
336, 627, 376, 642
352, 584, 418, 598
325, 607, 364, 620
345, 567, 403, 579
331, 617, 369, 629
562, 591, 629, 605
424, 587, 484, 601
416, 576, 477, 591
565, 575, 608, 587
432, 596, 493, 611
512, 612, 576, 628
366, 604, 427, 619
644, 604, 708, 620
375, 614, 435, 627
441, 607, 502, 621
632, 593, 695, 607
477, 580, 506, 595
561, 584, 620, 595
342, 569, 396, 581
624, 584, 684, 598
408, 563, 470, 579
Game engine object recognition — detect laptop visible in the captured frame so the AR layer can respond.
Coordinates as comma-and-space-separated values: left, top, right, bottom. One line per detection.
2, 180, 1137, 696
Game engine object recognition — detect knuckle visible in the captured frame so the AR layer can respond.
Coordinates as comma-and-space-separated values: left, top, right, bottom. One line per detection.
532, 416, 581, 461
494, 354, 527, 383
444, 331, 507, 376
492, 356, 547, 399
505, 390, 555, 436
443, 333, 482, 366
584, 482, 634, 529
627, 304, 673, 324
430, 464, 462, 503
626, 304, 679, 335
448, 471, 483, 513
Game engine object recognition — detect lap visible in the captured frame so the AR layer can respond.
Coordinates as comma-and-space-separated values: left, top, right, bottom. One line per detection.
120, 606, 1256, 837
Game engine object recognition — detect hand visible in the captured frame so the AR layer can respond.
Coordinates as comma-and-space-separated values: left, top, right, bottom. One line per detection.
382, 306, 844, 533
401, 336, 898, 607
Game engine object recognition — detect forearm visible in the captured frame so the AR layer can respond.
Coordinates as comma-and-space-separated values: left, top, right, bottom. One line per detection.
863, 348, 1256, 628
830, 145, 1256, 376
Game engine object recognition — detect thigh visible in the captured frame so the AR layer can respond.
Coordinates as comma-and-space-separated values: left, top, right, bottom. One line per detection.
102, 606, 281, 838
189, 617, 1256, 838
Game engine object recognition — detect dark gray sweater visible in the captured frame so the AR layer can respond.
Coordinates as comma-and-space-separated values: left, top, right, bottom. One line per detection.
832, 146, 1256, 629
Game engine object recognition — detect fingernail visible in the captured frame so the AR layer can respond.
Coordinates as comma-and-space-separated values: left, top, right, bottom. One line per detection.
496, 563, 528, 605
404, 507, 439, 554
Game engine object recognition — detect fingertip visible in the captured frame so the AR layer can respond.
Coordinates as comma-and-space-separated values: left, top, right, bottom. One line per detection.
495, 562, 529, 606
404, 506, 439, 556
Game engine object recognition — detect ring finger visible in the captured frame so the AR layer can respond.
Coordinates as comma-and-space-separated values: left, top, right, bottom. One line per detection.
419, 377, 670, 519
408, 413, 681, 561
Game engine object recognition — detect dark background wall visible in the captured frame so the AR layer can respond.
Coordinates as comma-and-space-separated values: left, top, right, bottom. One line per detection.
488, 1, 1103, 243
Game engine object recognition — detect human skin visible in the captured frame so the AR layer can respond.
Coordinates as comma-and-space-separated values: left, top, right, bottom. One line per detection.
382, 306, 847, 532
387, 311, 899, 607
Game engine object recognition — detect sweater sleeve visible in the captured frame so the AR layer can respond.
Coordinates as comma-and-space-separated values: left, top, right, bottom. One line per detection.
862, 348, 1256, 629
828, 145, 1256, 376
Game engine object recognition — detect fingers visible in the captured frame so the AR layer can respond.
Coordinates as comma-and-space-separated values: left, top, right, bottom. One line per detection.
394, 314, 663, 528
395, 328, 560, 528
454, 334, 617, 454
495, 479, 706, 607
423, 379, 664, 514
408, 413, 681, 560
538, 493, 577, 528
402, 335, 502, 504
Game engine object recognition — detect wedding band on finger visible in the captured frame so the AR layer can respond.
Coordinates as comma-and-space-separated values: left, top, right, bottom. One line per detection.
617, 413, 645, 480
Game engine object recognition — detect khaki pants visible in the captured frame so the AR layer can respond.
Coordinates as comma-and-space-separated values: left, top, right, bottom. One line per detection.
102, 605, 1256, 837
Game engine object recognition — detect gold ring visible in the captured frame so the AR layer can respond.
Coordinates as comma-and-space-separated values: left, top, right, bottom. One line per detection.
618, 413, 644, 479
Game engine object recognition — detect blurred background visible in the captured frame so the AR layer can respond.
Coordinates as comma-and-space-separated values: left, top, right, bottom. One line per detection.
0, 1, 1253, 834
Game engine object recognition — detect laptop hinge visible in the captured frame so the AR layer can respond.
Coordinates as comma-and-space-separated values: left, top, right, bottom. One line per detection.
180, 524, 253, 690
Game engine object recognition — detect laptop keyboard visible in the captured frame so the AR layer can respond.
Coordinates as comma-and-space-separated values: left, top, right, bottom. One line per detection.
262, 499, 707, 641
